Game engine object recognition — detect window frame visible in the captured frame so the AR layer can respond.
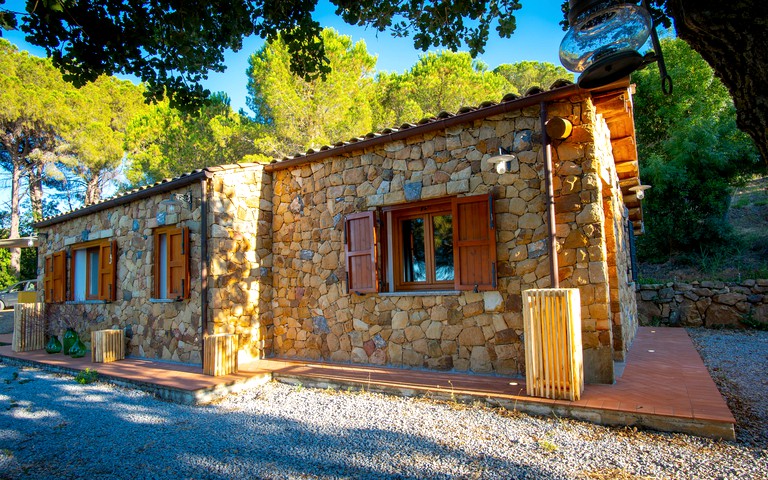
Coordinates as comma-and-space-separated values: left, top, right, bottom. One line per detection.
387, 199, 455, 292
69, 239, 117, 302
153, 225, 190, 300
343, 193, 497, 295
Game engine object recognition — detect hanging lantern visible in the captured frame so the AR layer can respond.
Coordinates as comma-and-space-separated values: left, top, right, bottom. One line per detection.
560, 0, 670, 92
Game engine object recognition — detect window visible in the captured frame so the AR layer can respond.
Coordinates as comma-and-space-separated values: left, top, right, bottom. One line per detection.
391, 200, 455, 291
153, 225, 190, 300
70, 240, 117, 302
344, 194, 497, 294
45, 252, 67, 303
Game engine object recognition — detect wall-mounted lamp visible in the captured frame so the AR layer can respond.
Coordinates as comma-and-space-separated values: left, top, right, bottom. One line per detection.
487, 147, 518, 175
159, 192, 193, 212
629, 184, 651, 200
559, 0, 672, 94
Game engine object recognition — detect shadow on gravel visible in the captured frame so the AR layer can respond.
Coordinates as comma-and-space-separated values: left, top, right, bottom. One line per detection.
0, 369, 561, 479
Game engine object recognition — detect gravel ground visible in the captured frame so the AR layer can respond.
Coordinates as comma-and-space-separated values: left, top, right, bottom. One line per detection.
1, 329, 766, 479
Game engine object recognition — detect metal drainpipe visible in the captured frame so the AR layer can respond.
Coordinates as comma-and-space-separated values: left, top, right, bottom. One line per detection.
200, 178, 209, 359
540, 101, 560, 288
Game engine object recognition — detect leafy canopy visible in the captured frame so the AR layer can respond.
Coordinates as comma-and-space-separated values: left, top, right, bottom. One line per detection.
4, 0, 522, 111
633, 38, 761, 260
125, 93, 265, 185
373, 51, 513, 127
247, 28, 377, 158
493, 61, 573, 94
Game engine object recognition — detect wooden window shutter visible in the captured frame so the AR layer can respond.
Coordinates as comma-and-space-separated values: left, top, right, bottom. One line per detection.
453, 194, 497, 291
153, 229, 161, 298
344, 211, 378, 294
168, 227, 190, 299
44, 255, 53, 304
53, 250, 67, 302
98, 240, 117, 301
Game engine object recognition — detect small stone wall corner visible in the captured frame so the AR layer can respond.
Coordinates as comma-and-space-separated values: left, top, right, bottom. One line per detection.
636, 280, 768, 328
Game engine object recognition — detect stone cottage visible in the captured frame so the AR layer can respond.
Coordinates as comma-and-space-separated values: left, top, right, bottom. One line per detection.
35, 79, 643, 384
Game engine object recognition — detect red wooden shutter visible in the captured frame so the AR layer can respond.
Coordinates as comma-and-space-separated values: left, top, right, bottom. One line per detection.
168, 227, 190, 299
453, 194, 497, 291
53, 251, 67, 302
344, 211, 378, 294
98, 240, 117, 301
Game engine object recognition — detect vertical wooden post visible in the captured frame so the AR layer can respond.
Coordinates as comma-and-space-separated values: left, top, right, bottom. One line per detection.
91, 330, 125, 363
12, 303, 46, 352
203, 334, 238, 376
523, 288, 583, 401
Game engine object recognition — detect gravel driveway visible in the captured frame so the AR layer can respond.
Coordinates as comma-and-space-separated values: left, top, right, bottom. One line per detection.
1, 328, 766, 479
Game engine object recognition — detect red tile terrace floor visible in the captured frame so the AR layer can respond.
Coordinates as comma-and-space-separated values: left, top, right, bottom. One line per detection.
0, 327, 735, 440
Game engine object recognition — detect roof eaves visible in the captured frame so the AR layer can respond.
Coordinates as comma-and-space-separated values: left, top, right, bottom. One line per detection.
34, 169, 213, 229
265, 81, 585, 173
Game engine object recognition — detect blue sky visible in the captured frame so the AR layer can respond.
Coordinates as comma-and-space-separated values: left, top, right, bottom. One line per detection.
1, 1, 568, 216
2, 0, 568, 114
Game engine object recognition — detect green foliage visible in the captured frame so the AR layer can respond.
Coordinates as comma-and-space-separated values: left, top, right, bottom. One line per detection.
0, 0, 16, 31
7, 0, 523, 112
493, 61, 573, 93
633, 38, 763, 261
741, 309, 768, 330
74, 368, 99, 385
0, 248, 16, 289
125, 93, 264, 185
247, 29, 377, 158
58, 75, 148, 203
373, 51, 513, 127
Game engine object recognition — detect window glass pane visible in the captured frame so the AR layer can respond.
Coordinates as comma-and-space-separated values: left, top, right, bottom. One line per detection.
159, 233, 168, 299
74, 249, 86, 301
401, 217, 426, 282
88, 249, 99, 297
433, 214, 454, 281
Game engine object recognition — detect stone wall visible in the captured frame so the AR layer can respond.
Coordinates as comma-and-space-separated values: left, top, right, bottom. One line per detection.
637, 280, 768, 327
270, 95, 630, 383
208, 165, 274, 361
39, 184, 205, 363
597, 114, 637, 361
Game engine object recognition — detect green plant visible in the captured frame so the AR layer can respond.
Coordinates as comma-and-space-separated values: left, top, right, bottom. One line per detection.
637, 276, 662, 285
74, 368, 98, 385
741, 309, 768, 330
538, 439, 559, 452
294, 382, 303, 392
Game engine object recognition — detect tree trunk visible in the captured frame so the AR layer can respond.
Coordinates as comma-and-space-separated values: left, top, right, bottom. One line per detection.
9, 159, 21, 278
28, 163, 44, 222
85, 172, 102, 205
668, 0, 768, 164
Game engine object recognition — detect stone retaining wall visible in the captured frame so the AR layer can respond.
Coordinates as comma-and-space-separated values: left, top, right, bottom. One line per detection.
636, 280, 768, 327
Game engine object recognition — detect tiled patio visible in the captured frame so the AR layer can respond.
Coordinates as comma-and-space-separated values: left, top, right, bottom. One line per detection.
0, 327, 735, 439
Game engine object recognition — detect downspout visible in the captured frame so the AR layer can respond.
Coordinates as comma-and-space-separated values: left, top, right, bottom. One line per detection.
200, 177, 209, 360
541, 101, 560, 288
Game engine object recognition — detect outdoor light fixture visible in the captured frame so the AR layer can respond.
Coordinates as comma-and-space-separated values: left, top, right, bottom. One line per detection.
487, 147, 517, 175
159, 192, 193, 212
560, 0, 672, 93
629, 184, 651, 200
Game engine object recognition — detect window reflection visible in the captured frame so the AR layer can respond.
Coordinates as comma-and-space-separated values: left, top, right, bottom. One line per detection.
433, 214, 454, 281
402, 217, 426, 282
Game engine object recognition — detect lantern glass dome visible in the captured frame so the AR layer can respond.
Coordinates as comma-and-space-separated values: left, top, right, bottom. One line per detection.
560, 2, 652, 87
